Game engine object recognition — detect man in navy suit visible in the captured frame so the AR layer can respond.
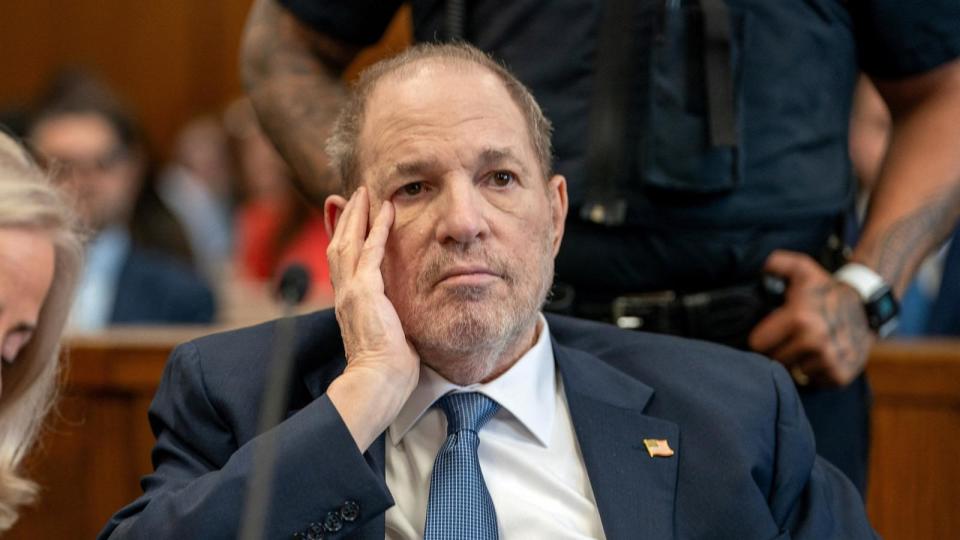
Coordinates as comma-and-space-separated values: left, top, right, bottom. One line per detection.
100, 44, 874, 539
29, 75, 215, 330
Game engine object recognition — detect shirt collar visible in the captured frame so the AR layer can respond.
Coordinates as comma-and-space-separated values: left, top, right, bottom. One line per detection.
389, 314, 556, 447
85, 225, 130, 276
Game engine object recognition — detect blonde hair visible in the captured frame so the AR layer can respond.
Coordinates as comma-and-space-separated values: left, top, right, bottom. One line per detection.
0, 131, 82, 531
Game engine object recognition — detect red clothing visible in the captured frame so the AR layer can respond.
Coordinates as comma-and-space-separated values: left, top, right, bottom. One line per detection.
236, 200, 332, 298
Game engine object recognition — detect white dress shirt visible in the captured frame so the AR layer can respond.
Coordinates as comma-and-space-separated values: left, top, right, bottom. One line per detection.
157, 165, 233, 280
69, 226, 129, 333
385, 316, 607, 539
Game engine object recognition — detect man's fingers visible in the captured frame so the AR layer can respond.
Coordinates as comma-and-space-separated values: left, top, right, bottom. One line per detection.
794, 355, 838, 388
796, 354, 828, 377
769, 331, 823, 368
343, 187, 370, 252
786, 354, 828, 387
748, 308, 794, 353
763, 250, 818, 283
327, 190, 356, 280
329, 188, 361, 249
330, 187, 369, 274
328, 192, 354, 246
356, 201, 394, 274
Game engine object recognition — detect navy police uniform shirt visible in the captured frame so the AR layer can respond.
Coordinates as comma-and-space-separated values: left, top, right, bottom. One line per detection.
279, 0, 960, 293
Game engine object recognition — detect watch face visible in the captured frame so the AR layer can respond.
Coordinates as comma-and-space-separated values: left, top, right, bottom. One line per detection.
874, 294, 898, 321
866, 288, 899, 335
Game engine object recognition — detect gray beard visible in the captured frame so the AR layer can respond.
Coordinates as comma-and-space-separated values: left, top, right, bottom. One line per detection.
406, 240, 554, 385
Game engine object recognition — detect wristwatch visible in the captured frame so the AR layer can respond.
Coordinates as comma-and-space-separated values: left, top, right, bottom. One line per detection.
833, 263, 900, 337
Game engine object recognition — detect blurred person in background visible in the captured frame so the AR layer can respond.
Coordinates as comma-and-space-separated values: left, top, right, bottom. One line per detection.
226, 98, 332, 301
0, 132, 82, 532
28, 72, 215, 331
157, 115, 236, 283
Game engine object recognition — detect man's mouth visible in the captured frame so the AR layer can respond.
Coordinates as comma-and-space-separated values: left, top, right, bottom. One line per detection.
435, 265, 502, 286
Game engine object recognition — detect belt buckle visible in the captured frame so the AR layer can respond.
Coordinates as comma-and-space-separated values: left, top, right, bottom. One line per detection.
612, 291, 677, 330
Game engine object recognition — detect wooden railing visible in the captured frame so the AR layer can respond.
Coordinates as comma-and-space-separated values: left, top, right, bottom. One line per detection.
7, 332, 960, 539
9, 327, 210, 540
865, 340, 960, 539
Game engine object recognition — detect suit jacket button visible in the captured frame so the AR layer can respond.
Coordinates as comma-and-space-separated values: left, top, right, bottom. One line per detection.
340, 500, 360, 522
323, 511, 343, 532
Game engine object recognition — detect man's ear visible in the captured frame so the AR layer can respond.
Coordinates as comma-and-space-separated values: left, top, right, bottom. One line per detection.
323, 194, 349, 238
547, 174, 568, 256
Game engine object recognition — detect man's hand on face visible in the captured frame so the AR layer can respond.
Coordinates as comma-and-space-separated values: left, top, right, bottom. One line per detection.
748, 250, 875, 388
325, 187, 421, 452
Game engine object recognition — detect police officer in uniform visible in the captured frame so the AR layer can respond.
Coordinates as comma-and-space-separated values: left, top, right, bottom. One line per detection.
240, 0, 960, 494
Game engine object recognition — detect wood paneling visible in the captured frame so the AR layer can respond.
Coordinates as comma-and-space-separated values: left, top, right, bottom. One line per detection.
866, 341, 960, 540
0, 1, 411, 159
7, 328, 208, 540
0, 1, 254, 158
6, 335, 959, 538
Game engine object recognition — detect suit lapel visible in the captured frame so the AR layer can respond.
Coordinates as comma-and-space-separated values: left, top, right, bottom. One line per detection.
555, 340, 678, 540
303, 353, 388, 540
298, 316, 679, 538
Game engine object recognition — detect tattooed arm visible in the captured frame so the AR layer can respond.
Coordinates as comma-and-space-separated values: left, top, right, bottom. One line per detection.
750, 59, 960, 387
855, 60, 960, 292
240, 0, 362, 206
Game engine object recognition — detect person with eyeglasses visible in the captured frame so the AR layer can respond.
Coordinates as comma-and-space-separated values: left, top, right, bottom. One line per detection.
28, 75, 216, 331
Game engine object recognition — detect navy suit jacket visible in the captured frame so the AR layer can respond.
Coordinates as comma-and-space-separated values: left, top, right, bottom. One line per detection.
100, 310, 875, 539
110, 247, 215, 325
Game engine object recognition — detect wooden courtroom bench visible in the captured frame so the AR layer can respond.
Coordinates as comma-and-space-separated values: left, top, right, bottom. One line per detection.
9, 327, 209, 540
7, 331, 960, 539
866, 340, 960, 539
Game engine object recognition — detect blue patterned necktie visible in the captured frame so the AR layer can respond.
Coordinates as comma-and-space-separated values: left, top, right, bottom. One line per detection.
424, 392, 501, 540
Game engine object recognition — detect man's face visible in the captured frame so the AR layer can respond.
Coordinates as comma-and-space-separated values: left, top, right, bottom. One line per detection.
31, 113, 141, 233
355, 61, 567, 372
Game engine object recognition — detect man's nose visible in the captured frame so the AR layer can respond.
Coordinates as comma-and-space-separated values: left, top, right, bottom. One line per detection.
434, 180, 490, 244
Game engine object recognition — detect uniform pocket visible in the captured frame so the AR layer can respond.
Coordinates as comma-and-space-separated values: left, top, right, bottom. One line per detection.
639, 1, 748, 194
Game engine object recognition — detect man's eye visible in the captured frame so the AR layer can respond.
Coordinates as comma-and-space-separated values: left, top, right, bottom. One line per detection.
490, 171, 516, 187
399, 182, 424, 197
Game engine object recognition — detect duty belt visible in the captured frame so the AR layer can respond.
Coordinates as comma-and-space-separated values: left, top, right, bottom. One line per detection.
552, 277, 786, 349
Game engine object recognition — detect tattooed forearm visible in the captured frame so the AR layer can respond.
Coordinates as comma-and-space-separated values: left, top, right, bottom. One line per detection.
241, 0, 357, 85
241, 0, 359, 205
857, 180, 960, 293
858, 61, 960, 293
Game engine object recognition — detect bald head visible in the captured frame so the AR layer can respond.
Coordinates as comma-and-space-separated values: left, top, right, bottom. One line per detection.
326, 43, 553, 193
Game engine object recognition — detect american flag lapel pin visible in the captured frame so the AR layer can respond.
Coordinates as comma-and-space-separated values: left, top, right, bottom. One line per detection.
643, 438, 675, 458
